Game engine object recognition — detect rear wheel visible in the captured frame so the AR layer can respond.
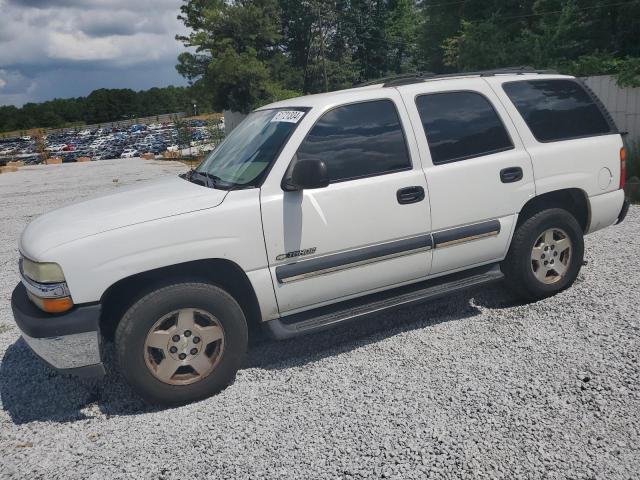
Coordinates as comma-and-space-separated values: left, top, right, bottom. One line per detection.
502, 208, 584, 301
115, 282, 247, 406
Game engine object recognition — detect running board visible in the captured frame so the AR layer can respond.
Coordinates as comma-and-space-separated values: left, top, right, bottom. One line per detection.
264, 263, 504, 340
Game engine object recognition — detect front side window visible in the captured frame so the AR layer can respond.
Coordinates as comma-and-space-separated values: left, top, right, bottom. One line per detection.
415, 91, 513, 165
502, 79, 614, 142
295, 100, 411, 182
193, 108, 308, 189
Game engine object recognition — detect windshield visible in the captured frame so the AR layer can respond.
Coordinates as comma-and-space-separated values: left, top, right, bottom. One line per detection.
193, 108, 308, 189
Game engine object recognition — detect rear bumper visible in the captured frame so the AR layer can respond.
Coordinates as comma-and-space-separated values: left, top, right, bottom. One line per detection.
587, 189, 626, 234
615, 199, 630, 224
11, 283, 105, 377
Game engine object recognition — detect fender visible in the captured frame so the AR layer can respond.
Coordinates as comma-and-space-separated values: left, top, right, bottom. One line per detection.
32, 190, 276, 317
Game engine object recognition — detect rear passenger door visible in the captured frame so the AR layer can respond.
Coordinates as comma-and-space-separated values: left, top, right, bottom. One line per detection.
260, 92, 432, 314
399, 78, 536, 274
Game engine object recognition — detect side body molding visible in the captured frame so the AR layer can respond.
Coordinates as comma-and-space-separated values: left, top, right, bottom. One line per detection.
275, 219, 501, 284
276, 235, 433, 284
432, 220, 501, 248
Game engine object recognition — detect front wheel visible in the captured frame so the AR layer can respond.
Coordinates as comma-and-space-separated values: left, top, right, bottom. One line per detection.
502, 208, 584, 301
115, 282, 248, 406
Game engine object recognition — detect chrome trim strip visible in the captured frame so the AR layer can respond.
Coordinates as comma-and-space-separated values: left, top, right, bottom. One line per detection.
435, 230, 499, 248
279, 246, 432, 284
20, 273, 70, 299
432, 219, 501, 249
19, 257, 70, 299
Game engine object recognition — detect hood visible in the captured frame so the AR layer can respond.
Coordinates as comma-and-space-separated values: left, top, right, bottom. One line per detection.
21, 175, 227, 258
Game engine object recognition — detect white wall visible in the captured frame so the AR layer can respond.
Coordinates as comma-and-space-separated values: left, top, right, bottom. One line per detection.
222, 110, 247, 134
583, 75, 640, 145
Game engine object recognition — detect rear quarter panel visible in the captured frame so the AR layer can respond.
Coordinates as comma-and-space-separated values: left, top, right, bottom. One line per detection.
486, 75, 623, 198
486, 75, 624, 232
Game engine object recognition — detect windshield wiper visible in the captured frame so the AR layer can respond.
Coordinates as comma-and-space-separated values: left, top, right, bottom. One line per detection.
186, 170, 236, 190
202, 172, 235, 189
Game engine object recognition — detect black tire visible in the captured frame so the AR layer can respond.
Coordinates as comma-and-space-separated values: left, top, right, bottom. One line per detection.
115, 282, 248, 406
502, 208, 584, 301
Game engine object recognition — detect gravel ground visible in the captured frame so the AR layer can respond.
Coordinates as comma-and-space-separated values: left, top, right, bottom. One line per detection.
1, 159, 639, 479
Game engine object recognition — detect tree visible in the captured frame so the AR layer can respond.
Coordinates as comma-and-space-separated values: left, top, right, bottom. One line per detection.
176, 0, 300, 112
0, 85, 207, 134
175, 0, 428, 107
419, 0, 640, 86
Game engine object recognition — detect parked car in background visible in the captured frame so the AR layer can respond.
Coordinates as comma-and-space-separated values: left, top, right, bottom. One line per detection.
121, 148, 138, 158
1, 117, 221, 164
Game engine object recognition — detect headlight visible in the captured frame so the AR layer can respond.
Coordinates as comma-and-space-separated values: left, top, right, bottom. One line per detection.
21, 257, 65, 283
20, 256, 73, 313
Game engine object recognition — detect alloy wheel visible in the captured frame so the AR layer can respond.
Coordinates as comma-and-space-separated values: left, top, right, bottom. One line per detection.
530, 228, 572, 285
143, 308, 225, 385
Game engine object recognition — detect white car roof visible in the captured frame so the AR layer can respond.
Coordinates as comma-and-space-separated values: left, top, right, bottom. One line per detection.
257, 72, 574, 111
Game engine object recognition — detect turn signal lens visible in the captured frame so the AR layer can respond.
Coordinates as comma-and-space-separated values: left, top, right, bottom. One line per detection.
27, 291, 74, 313
620, 147, 626, 189
41, 297, 74, 313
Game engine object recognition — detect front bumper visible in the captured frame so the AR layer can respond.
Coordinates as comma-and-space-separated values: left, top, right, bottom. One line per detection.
11, 283, 105, 377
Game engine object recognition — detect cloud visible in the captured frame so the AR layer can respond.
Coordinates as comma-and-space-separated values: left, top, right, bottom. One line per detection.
76, 11, 167, 37
0, 0, 189, 106
47, 32, 122, 62
7, 0, 181, 11
0, 69, 34, 95
0, 68, 37, 106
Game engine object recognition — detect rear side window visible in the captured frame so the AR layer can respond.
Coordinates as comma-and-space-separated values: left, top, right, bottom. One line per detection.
295, 100, 411, 182
503, 79, 614, 142
415, 91, 513, 165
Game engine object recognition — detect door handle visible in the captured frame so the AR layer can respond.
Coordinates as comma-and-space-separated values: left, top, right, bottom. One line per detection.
500, 167, 523, 183
397, 186, 425, 204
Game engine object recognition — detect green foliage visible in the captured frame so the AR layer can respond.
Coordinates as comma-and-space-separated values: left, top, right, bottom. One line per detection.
205, 118, 226, 147
177, 0, 640, 112
0, 85, 208, 133
428, 0, 640, 84
618, 58, 640, 88
175, 119, 192, 149
562, 55, 640, 87
442, 18, 516, 71
176, 0, 423, 110
176, 0, 292, 113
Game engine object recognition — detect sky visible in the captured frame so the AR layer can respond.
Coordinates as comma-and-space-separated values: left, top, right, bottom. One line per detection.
0, 0, 189, 107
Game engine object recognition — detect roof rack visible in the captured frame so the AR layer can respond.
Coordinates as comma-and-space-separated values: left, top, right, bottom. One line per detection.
359, 67, 558, 88
358, 72, 436, 87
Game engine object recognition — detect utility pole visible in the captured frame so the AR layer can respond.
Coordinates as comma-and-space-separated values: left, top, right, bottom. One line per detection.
317, 3, 328, 92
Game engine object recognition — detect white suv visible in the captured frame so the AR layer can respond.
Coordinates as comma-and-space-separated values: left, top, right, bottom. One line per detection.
121, 148, 138, 158
12, 70, 629, 405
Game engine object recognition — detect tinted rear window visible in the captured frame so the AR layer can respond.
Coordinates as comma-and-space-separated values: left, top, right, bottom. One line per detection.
415, 91, 513, 165
503, 79, 614, 142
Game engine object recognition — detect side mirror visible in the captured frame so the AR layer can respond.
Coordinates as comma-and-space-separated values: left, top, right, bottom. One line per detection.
286, 159, 330, 191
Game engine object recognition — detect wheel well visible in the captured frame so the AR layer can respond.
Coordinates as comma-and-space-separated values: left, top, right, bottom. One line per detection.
99, 259, 262, 341
518, 189, 590, 232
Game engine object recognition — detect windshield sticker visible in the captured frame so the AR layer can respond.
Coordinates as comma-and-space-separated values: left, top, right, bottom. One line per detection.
271, 110, 305, 123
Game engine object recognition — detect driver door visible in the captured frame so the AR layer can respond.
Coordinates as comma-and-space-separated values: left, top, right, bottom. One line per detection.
260, 91, 433, 314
